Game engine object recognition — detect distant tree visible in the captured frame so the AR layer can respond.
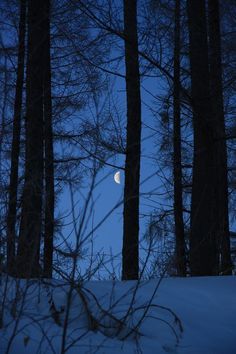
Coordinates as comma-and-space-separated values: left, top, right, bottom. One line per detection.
6, 0, 26, 275
0, 55, 9, 262
42, 0, 54, 279
208, 0, 232, 274
173, 0, 186, 276
187, 0, 218, 275
16, 0, 45, 277
122, 0, 141, 280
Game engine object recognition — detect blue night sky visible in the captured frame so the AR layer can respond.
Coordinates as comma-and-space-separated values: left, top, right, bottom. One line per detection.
56, 72, 169, 277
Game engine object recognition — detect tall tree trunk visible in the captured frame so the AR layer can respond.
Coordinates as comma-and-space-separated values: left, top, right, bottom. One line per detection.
0, 57, 8, 262
0, 57, 8, 189
6, 0, 26, 275
122, 0, 141, 280
42, 0, 54, 279
16, 0, 44, 278
0, 58, 8, 172
208, 0, 232, 275
187, 0, 219, 276
173, 0, 186, 276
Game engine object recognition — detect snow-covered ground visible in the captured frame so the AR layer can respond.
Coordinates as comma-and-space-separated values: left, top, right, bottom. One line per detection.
0, 275, 235, 353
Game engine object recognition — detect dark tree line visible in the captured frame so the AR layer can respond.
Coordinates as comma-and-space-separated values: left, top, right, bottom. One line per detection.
208, 0, 231, 275
6, 0, 26, 275
188, 0, 231, 275
5, 0, 54, 278
0, 0, 234, 279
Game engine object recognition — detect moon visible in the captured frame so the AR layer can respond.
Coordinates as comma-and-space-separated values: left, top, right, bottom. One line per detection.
114, 171, 121, 184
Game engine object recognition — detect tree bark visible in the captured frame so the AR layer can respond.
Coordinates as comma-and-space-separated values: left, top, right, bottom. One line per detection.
173, 0, 186, 276
208, 0, 232, 275
42, 0, 54, 279
122, 0, 141, 280
6, 0, 26, 275
187, 0, 219, 275
17, 0, 44, 278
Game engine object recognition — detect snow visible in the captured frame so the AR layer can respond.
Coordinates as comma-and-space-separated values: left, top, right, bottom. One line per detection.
0, 275, 235, 353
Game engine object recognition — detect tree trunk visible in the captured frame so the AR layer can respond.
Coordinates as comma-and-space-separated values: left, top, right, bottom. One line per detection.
122, 0, 141, 280
208, 0, 232, 275
187, 0, 219, 276
0, 57, 8, 263
0, 56, 8, 186
16, 0, 44, 278
42, 0, 54, 279
173, 0, 186, 276
6, 0, 26, 275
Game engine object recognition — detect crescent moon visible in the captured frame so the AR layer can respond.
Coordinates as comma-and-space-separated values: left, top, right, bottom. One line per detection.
114, 171, 121, 184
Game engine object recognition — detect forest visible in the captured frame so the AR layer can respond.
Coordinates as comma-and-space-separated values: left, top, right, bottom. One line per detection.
0, 0, 236, 353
